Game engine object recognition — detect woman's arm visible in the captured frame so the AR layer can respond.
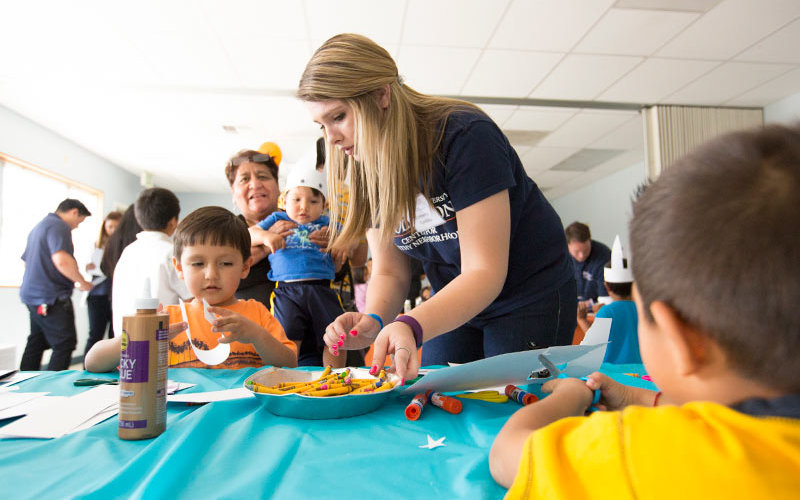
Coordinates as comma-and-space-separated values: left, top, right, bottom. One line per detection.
369, 190, 511, 377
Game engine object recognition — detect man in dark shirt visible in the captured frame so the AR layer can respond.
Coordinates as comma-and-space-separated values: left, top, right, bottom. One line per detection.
565, 222, 611, 307
20, 199, 93, 370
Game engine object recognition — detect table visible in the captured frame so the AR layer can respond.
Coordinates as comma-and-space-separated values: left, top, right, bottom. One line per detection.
0, 364, 655, 499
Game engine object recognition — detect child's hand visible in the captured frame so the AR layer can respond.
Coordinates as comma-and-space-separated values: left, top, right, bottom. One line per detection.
157, 303, 187, 340
541, 377, 595, 411
262, 232, 285, 254
206, 306, 261, 345
583, 372, 640, 411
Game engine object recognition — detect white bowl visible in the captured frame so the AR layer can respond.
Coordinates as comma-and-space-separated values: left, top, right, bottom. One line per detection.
243, 367, 401, 419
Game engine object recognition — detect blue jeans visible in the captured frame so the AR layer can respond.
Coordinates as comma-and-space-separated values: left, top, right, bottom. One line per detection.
421, 278, 576, 365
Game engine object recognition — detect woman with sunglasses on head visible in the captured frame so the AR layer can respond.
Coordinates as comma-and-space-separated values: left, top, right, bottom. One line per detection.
299, 34, 576, 380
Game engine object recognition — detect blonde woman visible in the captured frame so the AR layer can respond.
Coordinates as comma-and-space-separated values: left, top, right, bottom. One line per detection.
300, 34, 576, 380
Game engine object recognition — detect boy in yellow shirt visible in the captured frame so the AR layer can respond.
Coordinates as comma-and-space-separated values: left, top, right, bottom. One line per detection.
85, 206, 297, 371
490, 124, 800, 499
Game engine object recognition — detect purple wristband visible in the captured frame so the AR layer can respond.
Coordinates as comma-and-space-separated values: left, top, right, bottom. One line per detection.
393, 315, 424, 348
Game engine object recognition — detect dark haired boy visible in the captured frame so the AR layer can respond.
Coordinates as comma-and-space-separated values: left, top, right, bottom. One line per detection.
20, 198, 93, 370
111, 187, 191, 337
86, 206, 297, 372
491, 124, 800, 498
249, 158, 344, 368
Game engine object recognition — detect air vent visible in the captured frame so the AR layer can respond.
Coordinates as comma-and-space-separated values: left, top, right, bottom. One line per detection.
504, 130, 549, 147
222, 125, 239, 134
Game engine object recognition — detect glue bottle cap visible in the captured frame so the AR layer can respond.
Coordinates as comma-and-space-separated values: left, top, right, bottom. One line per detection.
135, 278, 159, 310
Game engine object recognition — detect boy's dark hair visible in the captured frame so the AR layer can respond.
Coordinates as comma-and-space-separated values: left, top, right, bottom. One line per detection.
173, 206, 251, 262
630, 123, 800, 392
56, 198, 91, 217
605, 281, 633, 298
225, 149, 279, 186
565, 222, 590, 243
134, 188, 180, 231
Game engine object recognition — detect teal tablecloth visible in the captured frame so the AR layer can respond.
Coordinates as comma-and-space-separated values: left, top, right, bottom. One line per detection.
0, 364, 656, 499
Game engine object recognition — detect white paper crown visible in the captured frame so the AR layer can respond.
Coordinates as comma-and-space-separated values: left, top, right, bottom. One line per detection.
285, 148, 327, 196
604, 235, 633, 283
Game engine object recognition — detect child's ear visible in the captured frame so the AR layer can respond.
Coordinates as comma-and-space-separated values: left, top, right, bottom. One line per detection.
650, 301, 709, 376
241, 255, 253, 279
173, 257, 184, 279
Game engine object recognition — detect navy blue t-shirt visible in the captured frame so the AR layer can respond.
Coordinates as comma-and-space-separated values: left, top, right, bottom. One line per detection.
392, 110, 572, 320
20, 213, 75, 305
573, 239, 611, 302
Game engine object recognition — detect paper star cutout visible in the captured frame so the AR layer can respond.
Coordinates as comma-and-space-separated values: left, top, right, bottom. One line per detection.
419, 434, 446, 450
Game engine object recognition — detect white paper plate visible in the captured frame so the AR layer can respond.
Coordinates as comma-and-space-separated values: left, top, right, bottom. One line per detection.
243, 367, 400, 419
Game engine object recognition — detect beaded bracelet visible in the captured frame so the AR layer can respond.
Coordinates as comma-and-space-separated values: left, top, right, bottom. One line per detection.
366, 313, 384, 330
392, 314, 424, 348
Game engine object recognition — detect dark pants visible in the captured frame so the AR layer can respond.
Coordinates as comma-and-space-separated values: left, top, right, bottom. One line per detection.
20, 297, 77, 371
85, 294, 114, 356
421, 278, 577, 365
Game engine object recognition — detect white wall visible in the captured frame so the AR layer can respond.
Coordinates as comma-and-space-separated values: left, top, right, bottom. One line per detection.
764, 91, 800, 124
175, 192, 234, 219
0, 104, 141, 369
549, 162, 647, 250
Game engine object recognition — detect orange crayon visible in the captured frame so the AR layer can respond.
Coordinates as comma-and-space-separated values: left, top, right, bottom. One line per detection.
505, 385, 538, 405
429, 392, 462, 414
405, 390, 431, 420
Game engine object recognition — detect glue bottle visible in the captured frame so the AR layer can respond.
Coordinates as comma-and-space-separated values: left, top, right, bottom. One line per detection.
118, 279, 169, 440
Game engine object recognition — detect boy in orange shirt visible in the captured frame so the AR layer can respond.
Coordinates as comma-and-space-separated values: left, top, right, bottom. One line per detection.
85, 206, 297, 371
490, 124, 800, 499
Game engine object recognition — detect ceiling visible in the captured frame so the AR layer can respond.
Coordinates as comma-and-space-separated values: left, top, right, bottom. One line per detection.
2, 0, 800, 199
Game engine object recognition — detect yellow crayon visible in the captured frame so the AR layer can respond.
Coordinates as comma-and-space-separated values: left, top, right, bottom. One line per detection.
370, 381, 394, 393
305, 386, 354, 397
247, 381, 288, 394
351, 380, 383, 394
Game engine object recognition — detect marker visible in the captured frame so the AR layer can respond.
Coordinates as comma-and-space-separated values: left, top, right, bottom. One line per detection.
505, 385, 538, 405
429, 392, 462, 414
405, 390, 431, 420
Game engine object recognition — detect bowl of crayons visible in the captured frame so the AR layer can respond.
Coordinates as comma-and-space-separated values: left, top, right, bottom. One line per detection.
243, 366, 401, 419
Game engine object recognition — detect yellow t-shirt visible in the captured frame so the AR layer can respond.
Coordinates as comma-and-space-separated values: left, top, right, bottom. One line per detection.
167, 299, 296, 369
506, 402, 800, 500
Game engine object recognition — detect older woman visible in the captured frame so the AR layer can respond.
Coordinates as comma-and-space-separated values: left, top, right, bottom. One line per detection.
226, 147, 331, 306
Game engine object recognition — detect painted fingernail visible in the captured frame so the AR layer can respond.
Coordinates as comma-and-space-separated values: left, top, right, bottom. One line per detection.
369, 366, 378, 375
401, 378, 405, 386
337, 340, 343, 347
340, 334, 346, 341
350, 329, 358, 337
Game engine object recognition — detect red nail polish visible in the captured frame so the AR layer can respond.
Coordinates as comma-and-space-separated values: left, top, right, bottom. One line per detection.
401, 378, 405, 386
337, 340, 343, 347
350, 329, 358, 337
369, 366, 377, 375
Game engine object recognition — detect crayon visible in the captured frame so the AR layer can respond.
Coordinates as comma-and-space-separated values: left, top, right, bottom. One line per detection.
351, 380, 384, 394
305, 386, 354, 397
370, 381, 394, 393
405, 390, 431, 420
505, 385, 538, 405
429, 392, 462, 414
246, 381, 287, 394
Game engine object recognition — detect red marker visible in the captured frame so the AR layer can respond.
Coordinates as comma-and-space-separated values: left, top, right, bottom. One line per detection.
405, 390, 431, 420
429, 392, 462, 414
505, 385, 538, 405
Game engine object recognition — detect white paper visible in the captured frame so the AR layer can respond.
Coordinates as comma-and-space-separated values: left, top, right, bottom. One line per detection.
581, 317, 612, 347
167, 388, 254, 403
167, 381, 196, 394
0, 395, 67, 420
202, 298, 217, 324
402, 343, 607, 395
0, 372, 40, 387
0, 384, 119, 439
180, 299, 230, 366
0, 392, 49, 412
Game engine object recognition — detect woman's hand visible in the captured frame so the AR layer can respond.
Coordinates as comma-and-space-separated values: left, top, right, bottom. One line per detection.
323, 312, 381, 354
269, 219, 296, 238
370, 321, 419, 381
309, 225, 330, 248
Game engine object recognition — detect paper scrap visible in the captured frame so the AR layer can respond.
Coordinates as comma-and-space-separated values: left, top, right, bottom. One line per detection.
0, 392, 49, 412
167, 388, 254, 403
180, 299, 230, 366
581, 317, 612, 346
419, 435, 446, 450
202, 298, 217, 324
0, 372, 40, 387
0, 395, 67, 420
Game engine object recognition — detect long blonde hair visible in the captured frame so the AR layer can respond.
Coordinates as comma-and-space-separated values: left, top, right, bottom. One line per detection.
297, 33, 480, 248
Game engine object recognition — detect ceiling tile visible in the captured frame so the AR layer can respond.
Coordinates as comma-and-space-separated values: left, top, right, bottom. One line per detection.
598, 58, 718, 103
461, 50, 564, 97
504, 107, 577, 131
656, 0, 800, 60
530, 54, 642, 100
537, 111, 635, 148
201, 0, 307, 40
403, 0, 508, 47
663, 62, 794, 105
590, 116, 644, 150
613, 0, 721, 12
531, 170, 582, 190
305, 0, 407, 49
521, 147, 580, 175
490, 0, 615, 51
725, 67, 800, 106
479, 105, 519, 126
735, 18, 800, 64
574, 8, 699, 56
551, 149, 626, 172
396, 46, 482, 95
222, 40, 312, 89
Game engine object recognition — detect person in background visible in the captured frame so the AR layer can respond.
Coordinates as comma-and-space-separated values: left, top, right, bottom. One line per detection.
111, 188, 191, 337
19, 199, 93, 371
99, 205, 142, 282
490, 123, 800, 498
566, 222, 611, 309
300, 34, 575, 379
225, 146, 330, 307
83, 210, 122, 357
